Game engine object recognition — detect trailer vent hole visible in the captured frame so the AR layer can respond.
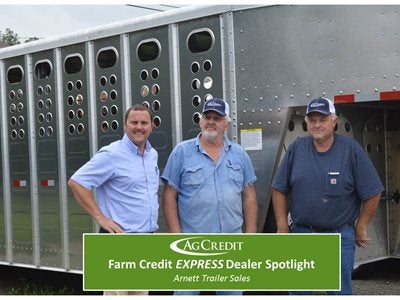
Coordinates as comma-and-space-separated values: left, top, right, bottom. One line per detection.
110, 90, 118, 100
153, 116, 161, 128
18, 116, 24, 126
11, 130, 17, 139
101, 106, 108, 117
76, 80, 82, 90
191, 62, 200, 73
9, 103, 16, 113
111, 120, 119, 131
97, 47, 118, 68
152, 100, 160, 111
44, 85, 51, 95
68, 110, 75, 120
7, 65, 24, 84
9, 90, 16, 100
77, 109, 84, 119
67, 96, 74, 106
68, 124, 76, 135
141, 85, 149, 97
192, 112, 202, 124
67, 81, 74, 92
76, 94, 83, 105
100, 76, 107, 86
137, 40, 160, 62
203, 60, 212, 71
377, 144, 383, 153
46, 126, 54, 136
345, 122, 351, 132
45, 99, 52, 109
151, 84, 160, 96
101, 121, 109, 132
37, 86, 44, 96
188, 30, 214, 53
77, 123, 85, 134
110, 105, 118, 116
10, 117, 16, 126
151, 68, 159, 79
192, 79, 200, 90
64, 54, 83, 74
110, 75, 117, 85
37, 100, 44, 110
192, 95, 201, 107
17, 89, 24, 98
17, 102, 24, 112
34, 60, 52, 79
18, 129, 25, 139
100, 91, 108, 103
46, 113, 53, 123
203, 77, 213, 89
39, 127, 45, 137
204, 94, 213, 101
141, 70, 148, 81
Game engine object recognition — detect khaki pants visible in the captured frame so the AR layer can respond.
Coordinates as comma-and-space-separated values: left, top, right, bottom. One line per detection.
103, 291, 148, 295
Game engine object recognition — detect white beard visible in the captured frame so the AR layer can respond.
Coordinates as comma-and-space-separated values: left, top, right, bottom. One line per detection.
202, 130, 218, 141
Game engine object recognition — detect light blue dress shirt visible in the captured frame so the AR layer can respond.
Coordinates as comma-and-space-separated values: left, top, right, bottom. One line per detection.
71, 134, 159, 233
161, 135, 257, 233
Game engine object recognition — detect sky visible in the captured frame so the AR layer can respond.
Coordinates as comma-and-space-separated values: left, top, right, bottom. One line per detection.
0, 4, 183, 41
1, 1, 395, 42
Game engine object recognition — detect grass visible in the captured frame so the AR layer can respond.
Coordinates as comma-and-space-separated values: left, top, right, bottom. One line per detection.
4, 281, 76, 295
0, 265, 100, 295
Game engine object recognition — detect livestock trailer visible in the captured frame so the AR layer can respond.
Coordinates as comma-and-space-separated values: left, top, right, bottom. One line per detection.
0, 5, 399, 273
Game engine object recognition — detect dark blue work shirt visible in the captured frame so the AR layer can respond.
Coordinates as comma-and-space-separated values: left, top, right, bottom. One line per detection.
272, 134, 384, 228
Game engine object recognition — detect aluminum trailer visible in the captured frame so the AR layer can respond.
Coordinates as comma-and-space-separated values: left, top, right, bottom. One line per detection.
0, 5, 398, 273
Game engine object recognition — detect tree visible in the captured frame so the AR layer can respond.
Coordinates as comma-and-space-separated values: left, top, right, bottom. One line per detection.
0, 28, 20, 46
24, 37, 40, 43
0, 28, 40, 46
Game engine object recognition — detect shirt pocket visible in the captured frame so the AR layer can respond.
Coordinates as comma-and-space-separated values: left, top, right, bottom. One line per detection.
324, 172, 342, 197
227, 162, 244, 189
182, 164, 204, 187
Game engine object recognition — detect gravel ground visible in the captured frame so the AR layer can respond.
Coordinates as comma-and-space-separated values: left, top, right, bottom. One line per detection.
0, 258, 399, 295
352, 258, 400, 295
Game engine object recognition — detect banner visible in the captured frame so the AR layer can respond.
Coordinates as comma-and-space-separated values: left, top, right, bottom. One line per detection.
83, 233, 340, 291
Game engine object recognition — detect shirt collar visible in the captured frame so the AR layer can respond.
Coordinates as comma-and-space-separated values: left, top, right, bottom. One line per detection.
195, 133, 232, 152
123, 133, 153, 155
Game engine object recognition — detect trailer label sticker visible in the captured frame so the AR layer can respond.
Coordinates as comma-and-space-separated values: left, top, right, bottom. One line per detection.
240, 128, 262, 151
83, 233, 340, 291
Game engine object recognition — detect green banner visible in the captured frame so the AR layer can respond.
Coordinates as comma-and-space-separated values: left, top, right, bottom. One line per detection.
83, 233, 340, 291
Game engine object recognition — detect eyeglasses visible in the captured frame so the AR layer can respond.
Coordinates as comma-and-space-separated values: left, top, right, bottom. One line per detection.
201, 114, 224, 122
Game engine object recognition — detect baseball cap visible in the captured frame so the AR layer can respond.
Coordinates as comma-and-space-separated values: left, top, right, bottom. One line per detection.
202, 98, 230, 116
306, 97, 336, 116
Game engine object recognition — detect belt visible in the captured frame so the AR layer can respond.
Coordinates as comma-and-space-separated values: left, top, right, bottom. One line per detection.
296, 222, 354, 233
99, 227, 154, 233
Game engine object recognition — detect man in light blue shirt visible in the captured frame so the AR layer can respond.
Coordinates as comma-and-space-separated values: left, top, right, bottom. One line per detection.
161, 98, 258, 296
68, 105, 159, 234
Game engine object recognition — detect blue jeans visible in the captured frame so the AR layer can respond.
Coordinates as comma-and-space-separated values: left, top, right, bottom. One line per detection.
289, 223, 355, 295
174, 291, 242, 296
